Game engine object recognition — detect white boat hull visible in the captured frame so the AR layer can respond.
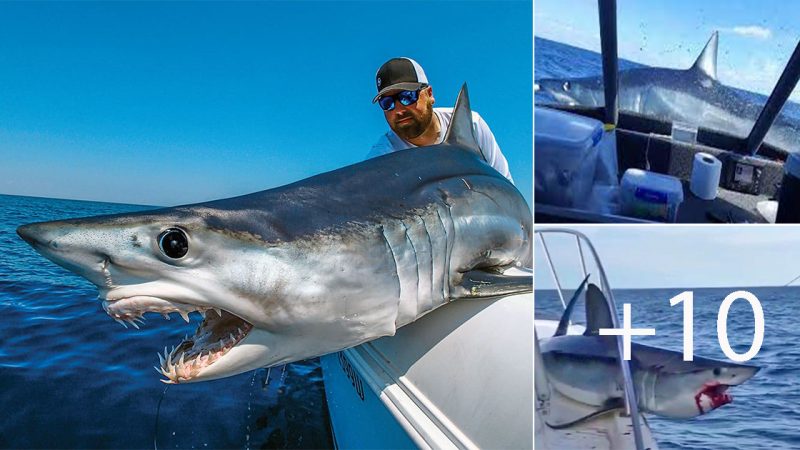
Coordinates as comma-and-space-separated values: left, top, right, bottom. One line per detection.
322, 293, 533, 449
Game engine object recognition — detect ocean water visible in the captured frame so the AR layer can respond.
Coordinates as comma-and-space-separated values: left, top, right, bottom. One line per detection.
536, 286, 800, 449
535, 36, 800, 143
0, 194, 332, 449
535, 36, 648, 82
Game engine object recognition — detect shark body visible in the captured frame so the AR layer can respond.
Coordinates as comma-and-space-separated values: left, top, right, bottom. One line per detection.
536, 32, 799, 152
540, 283, 759, 419
17, 85, 532, 383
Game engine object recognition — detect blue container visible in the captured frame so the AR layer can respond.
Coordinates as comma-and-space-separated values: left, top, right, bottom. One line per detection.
620, 169, 684, 222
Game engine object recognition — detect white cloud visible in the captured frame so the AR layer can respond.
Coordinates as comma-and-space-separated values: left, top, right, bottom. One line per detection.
723, 26, 773, 40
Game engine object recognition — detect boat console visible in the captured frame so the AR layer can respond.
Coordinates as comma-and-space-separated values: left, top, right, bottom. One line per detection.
535, 106, 785, 223
535, 0, 800, 224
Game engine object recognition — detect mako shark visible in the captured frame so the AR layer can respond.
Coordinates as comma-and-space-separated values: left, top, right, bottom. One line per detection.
540, 282, 760, 419
536, 32, 800, 152
17, 85, 532, 384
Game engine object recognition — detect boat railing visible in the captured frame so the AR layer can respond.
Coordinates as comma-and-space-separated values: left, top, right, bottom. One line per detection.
535, 228, 645, 450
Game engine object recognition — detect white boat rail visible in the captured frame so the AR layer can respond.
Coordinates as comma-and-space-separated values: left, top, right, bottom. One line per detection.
535, 228, 645, 450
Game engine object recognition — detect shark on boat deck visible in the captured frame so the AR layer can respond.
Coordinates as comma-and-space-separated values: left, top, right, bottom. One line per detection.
17, 84, 533, 384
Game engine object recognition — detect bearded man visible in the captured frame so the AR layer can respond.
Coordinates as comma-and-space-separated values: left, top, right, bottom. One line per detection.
367, 57, 514, 183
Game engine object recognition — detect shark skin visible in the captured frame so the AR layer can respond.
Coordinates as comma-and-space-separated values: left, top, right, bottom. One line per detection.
540, 283, 760, 419
540, 334, 760, 419
16, 84, 533, 384
536, 32, 800, 152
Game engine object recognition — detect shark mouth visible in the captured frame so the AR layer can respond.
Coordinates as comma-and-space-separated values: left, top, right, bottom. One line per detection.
101, 296, 254, 384
694, 382, 732, 414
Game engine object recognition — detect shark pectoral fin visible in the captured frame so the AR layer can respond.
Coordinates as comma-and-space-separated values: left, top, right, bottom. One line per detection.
442, 83, 487, 162
554, 273, 591, 337
453, 268, 533, 298
584, 283, 614, 335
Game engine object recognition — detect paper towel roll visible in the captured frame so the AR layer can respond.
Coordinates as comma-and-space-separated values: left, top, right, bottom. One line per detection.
690, 152, 722, 200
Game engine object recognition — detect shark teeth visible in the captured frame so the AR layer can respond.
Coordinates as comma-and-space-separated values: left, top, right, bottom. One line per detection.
100, 297, 230, 336
103, 297, 255, 384
156, 320, 253, 384
102, 297, 216, 328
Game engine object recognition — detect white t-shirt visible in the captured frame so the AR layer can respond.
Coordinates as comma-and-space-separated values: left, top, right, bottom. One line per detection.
366, 108, 514, 183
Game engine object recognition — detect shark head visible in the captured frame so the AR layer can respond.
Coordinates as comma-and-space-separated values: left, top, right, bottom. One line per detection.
17, 208, 322, 384
634, 349, 760, 419
535, 76, 604, 107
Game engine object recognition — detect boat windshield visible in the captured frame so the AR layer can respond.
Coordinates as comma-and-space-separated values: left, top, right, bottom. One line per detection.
535, 0, 800, 153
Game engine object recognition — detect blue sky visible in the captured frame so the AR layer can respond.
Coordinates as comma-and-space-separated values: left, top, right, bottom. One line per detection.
0, 1, 532, 206
535, 0, 800, 102
535, 226, 800, 289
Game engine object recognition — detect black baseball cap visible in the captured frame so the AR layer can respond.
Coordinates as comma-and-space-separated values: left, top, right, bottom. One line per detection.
372, 57, 429, 103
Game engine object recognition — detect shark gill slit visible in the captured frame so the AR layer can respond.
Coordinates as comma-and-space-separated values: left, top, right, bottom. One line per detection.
444, 205, 456, 300
399, 219, 421, 316
425, 208, 446, 307
435, 206, 454, 301
398, 219, 419, 314
378, 225, 402, 305
414, 214, 434, 314
642, 369, 658, 413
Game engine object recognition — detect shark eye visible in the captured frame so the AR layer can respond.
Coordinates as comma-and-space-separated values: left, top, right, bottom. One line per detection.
713, 368, 722, 376
158, 228, 188, 259
562, 81, 571, 91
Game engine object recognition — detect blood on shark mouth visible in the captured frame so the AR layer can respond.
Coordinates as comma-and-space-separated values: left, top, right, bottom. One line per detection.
694, 381, 733, 414
101, 296, 253, 383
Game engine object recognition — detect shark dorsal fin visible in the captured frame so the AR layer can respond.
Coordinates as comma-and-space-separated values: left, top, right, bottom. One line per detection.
691, 31, 719, 80
583, 283, 614, 336
554, 274, 591, 337
443, 83, 487, 162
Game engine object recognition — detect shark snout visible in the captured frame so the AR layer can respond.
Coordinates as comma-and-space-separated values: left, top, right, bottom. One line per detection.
17, 223, 49, 247
17, 221, 82, 253
726, 363, 761, 385
17, 220, 115, 286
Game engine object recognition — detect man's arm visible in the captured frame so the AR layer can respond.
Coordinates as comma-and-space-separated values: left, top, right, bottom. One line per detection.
472, 112, 514, 183
366, 134, 394, 160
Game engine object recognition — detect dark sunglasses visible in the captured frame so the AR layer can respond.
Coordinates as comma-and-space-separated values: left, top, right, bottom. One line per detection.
378, 86, 427, 111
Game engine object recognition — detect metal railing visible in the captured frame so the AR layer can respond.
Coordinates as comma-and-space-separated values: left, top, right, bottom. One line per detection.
535, 228, 645, 450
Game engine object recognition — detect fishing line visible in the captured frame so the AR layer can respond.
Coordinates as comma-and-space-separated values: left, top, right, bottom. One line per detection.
153, 385, 170, 450
262, 366, 272, 388
245, 370, 258, 450
784, 272, 800, 287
